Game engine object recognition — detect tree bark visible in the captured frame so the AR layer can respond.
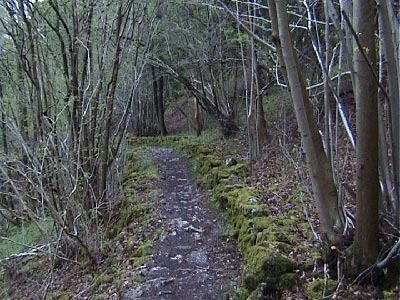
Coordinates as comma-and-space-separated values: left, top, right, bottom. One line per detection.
152, 66, 168, 136
194, 97, 204, 136
377, 0, 400, 225
99, 3, 126, 195
157, 75, 168, 136
272, 0, 344, 244
352, 0, 379, 272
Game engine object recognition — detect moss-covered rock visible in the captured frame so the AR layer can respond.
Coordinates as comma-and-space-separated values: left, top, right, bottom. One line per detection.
278, 272, 298, 290
228, 163, 249, 177
219, 187, 264, 218
107, 197, 153, 239
250, 217, 271, 233
242, 245, 295, 293
129, 241, 153, 266
107, 146, 157, 239
238, 232, 256, 252
305, 278, 337, 299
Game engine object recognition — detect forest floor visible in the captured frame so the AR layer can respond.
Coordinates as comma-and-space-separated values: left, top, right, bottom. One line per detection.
2, 135, 399, 300
3, 146, 241, 299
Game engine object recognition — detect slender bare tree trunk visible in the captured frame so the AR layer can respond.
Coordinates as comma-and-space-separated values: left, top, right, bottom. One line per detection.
272, 0, 344, 244
0, 82, 7, 156
351, 0, 380, 272
152, 65, 168, 136
247, 1, 267, 159
340, 0, 354, 68
20, 0, 43, 142
194, 97, 204, 136
256, 90, 268, 151
323, 0, 333, 167
377, 0, 400, 226
99, 3, 126, 195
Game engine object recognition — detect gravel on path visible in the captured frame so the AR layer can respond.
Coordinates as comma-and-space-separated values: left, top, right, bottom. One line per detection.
122, 148, 242, 300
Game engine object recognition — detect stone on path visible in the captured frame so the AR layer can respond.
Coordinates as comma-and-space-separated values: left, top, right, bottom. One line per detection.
123, 148, 241, 300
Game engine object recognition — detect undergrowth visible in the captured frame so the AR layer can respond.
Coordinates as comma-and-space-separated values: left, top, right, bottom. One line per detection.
0, 218, 54, 259
1, 145, 160, 299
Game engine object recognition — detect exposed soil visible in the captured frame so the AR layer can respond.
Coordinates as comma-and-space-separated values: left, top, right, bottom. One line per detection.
135, 147, 241, 299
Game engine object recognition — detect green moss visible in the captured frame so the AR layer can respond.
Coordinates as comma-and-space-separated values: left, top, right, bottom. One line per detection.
123, 147, 158, 182
126, 136, 300, 297
107, 197, 154, 239
129, 241, 153, 266
92, 293, 109, 300
0, 218, 54, 259
189, 144, 213, 155
220, 187, 261, 217
202, 155, 222, 168
0, 267, 10, 299
245, 289, 259, 300
252, 215, 296, 245
251, 217, 271, 232
228, 163, 249, 177
108, 146, 157, 239
129, 255, 151, 267
132, 241, 153, 257
96, 273, 114, 284
131, 273, 146, 283
383, 290, 397, 300
242, 245, 295, 292
305, 278, 337, 299
269, 229, 291, 244
256, 241, 291, 254
92, 272, 114, 291
57, 292, 70, 300
238, 233, 256, 252
278, 273, 298, 289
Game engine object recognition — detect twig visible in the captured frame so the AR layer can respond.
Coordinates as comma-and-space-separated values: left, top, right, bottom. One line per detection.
377, 239, 400, 268
216, 1, 276, 51
352, 239, 400, 284
0, 244, 49, 263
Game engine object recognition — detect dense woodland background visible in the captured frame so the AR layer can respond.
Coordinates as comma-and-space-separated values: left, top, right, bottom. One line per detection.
0, 0, 399, 299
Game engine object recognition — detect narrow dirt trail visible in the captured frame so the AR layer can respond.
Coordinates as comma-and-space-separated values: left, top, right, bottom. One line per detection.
131, 147, 242, 299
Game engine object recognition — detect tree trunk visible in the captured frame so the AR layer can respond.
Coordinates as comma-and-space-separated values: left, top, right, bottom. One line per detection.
157, 75, 168, 136
152, 66, 168, 136
340, 0, 354, 69
377, 0, 400, 226
194, 97, 204, 136
255, 66, 268, 152
0, 83, 7, 155
351, 0, 379, 273
323, 0, 333, 167
99, 4, 125, 195
272, 0, 344, 244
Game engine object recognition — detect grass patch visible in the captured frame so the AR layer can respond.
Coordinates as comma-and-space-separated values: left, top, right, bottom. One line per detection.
173, 127, 222, 144
0, 217, 54, 259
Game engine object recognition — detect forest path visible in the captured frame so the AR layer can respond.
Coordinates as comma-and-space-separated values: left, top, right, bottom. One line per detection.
123, 147, 241, 299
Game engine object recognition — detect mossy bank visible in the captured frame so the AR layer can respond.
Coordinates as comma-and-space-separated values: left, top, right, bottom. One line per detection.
129, 136, 307, 299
